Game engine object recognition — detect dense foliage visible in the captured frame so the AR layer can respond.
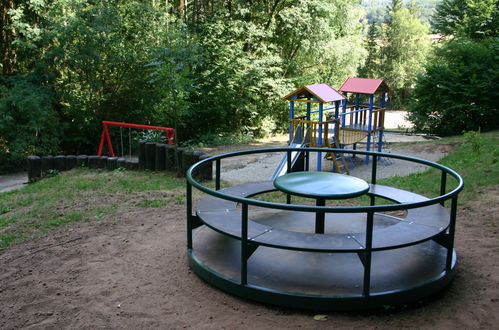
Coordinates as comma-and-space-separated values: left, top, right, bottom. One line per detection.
360, 0, 431, 107
408, 0, 499, 135
1, 0, 367, 169
1, 0, 497, 170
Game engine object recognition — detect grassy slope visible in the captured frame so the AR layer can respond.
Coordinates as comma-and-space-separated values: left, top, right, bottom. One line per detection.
379, 131, 499, 202
1, 131, 498, 252
0, 169, 184, 251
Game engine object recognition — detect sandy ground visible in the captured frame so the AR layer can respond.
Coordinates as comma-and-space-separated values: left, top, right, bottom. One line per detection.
1, 182, 498, 329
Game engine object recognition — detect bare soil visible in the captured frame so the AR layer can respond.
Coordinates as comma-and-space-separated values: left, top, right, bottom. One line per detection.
1, 140, 498, 329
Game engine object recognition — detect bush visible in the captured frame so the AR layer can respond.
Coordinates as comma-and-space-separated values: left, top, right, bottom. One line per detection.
0, 75, 61, 172
408, 38, 498, 135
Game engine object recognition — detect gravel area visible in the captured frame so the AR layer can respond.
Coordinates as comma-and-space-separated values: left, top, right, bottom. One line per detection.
204, 133, 456, 183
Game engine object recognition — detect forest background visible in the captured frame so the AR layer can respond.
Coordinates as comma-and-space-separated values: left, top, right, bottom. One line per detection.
0, 0, 497, 172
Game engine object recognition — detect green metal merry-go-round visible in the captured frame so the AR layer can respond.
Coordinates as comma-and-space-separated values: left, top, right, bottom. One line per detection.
185, 148, 463, 310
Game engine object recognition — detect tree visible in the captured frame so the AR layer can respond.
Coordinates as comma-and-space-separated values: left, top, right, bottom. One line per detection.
409, 0, 498, 135
0, 73, 61, 169
359, 21, 381, 79
148, 23, 199, 143
408, 38, 498, 135
378, 1, 431, 107
432, 0, 498, 39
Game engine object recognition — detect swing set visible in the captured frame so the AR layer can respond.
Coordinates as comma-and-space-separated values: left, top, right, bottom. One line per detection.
97, 121, 175, 157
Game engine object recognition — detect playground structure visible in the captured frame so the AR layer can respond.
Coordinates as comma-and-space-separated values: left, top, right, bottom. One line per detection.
97, 121, 175, 157
338, 77, 389, 163
186, 148, 463, 310
283, 78, 389, 173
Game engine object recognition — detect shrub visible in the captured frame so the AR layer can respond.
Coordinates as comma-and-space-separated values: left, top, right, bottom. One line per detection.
0, 75, 61, 172
408, 38, 498, 135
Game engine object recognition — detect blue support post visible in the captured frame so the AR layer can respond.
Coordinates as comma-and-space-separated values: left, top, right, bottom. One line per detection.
366, 94, 374, 164
289, 101, 295, 143
378, 92, 386, 153
334, 101, 340, 147
342, 93, 347, 127
355, 94, 360, 125
318, 103, 323, 171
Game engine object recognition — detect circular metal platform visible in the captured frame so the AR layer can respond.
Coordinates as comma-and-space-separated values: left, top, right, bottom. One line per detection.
186, 148, 463, 310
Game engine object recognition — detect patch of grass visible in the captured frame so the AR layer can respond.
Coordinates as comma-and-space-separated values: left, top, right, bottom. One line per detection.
379, 130, 499, 203
0, 233, 17, 251
0, 217, 16, 228
136, 199, 167, 208
0, 169, 184, 253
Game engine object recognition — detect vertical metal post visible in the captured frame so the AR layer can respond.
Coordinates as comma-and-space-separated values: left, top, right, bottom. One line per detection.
287, 150, 292, 173
366, 95, 374, 165
289, 101, 295, 143
342, 93, 347, 127
241, 203, 249, 285
315, 199, 325, 234
363, 211, 374, 296
446, 196, 458, 271
371, 154, 378, 185
370, 157, 377, 206
440, 172, 447, 206
318, 103, 323, 171
186, 181, 193, 249
355, 94, 360, 124
215, 159, 221, 190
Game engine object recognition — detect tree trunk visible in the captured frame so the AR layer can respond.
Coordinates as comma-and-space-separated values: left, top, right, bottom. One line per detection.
1, 0, 15, 75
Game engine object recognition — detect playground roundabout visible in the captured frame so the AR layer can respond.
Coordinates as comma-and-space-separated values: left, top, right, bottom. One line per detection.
187, 147, 464, 310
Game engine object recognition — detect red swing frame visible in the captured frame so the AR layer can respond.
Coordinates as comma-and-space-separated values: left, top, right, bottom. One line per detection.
97, 121, 175, 157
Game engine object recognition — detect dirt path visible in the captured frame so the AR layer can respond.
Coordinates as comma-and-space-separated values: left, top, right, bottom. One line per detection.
1, 185, 498, 329
0, 172, 27, 193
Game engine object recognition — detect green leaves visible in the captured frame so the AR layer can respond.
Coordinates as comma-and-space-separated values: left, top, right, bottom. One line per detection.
432, 0, 498, 40
408, 38, 499, 135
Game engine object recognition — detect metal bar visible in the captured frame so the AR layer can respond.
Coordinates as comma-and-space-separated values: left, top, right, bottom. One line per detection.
241, 203, 249, 285
363, 211, 374, 296
440, 172, 447, 206
371, 154, 378, 185
289, 101, 294, 142
315, 198, 325, 234
286, 194, 291, 205
215, 159, 221, 190
104, 125, 115, 157
446, 196, 458, 271
355, 94, 360, 124
186, 182, 193, 249
287, 150, 292, 173
102, 120, 174, 133
97, 125, 107, 156
342, 94, 347, 127
186, 147, 464, 214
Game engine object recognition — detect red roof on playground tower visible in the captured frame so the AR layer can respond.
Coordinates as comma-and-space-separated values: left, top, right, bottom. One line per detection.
284, 83, 345, 103
339, 77, 389, 95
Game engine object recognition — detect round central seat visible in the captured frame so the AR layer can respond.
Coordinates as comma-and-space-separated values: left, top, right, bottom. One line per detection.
273, 171, 370, 200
